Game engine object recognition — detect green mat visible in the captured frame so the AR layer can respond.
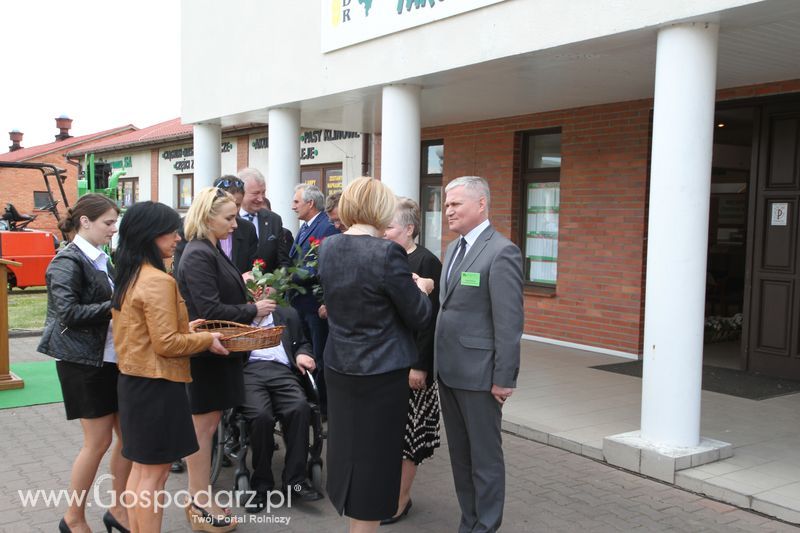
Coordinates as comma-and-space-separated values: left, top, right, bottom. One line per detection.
0, 360, 63, 409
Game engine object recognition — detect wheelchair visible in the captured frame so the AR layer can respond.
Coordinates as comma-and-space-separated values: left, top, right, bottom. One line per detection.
209, 370, 325, 500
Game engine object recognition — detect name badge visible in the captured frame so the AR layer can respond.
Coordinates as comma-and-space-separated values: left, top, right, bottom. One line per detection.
461, 272, 480, 287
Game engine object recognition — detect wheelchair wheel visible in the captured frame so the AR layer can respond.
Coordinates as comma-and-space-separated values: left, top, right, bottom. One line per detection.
234, 472, 250, 492
209, 419, 225, 485
309, 461, 323, 494
235, 473, 251, 507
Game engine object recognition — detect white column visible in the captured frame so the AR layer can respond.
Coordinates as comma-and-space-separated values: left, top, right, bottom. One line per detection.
268, 108, 301, 234
641, 22, 719, 447
193, 123, 221, 190
381, 85, 421, 202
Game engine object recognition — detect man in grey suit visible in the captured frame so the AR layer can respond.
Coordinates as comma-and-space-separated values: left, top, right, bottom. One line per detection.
436, 176, 523, 533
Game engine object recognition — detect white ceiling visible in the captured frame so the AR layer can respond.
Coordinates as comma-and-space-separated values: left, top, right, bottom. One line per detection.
222, 0, 800, 133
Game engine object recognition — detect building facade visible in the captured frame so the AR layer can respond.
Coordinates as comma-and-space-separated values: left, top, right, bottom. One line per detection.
0, 119, 135, 235
180, 0, 800, 456
69, 118, 367, 215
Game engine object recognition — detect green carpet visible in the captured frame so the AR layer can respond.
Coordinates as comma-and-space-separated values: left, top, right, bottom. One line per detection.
0, 360, 63, 409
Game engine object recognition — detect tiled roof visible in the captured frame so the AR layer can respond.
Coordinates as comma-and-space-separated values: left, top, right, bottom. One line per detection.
68, 118, 193, 156
0, 125, 137, 162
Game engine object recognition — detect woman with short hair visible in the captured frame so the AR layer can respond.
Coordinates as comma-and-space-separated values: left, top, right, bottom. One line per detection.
318, 177, 433, 533
381, 197, 442, 524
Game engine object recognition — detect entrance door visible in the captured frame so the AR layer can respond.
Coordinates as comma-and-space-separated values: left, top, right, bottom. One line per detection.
748, 103, 800, 378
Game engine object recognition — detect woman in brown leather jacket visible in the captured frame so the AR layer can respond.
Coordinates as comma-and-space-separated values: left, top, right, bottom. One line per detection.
112, 201, 228, 533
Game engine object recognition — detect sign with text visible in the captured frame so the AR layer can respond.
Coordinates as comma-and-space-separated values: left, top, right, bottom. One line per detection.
322, 0, 508, 52
771, 202, 788, 227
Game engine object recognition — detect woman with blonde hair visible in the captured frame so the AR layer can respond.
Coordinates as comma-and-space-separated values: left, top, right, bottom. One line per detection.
176, 186, 275, 531
318, 177, 433, 533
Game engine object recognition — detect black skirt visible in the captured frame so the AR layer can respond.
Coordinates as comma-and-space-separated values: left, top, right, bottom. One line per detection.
117, 374, 198, 465
325, 367, 409, 521
56, 360, 119, 420
186, 354, 246, 414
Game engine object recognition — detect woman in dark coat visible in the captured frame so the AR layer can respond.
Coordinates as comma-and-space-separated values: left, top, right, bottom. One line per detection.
381, 197, 442, 524
318, 177, 433, 533
176, 186, 274, 529
37, 194, 131, 533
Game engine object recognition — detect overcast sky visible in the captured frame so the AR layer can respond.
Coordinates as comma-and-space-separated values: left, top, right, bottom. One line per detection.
0, 0, 180, 151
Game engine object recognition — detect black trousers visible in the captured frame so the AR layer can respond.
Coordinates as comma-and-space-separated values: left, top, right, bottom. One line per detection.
240, 360, 310, 492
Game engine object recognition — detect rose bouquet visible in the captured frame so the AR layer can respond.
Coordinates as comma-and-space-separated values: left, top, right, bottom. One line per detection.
245, 237, 322, 307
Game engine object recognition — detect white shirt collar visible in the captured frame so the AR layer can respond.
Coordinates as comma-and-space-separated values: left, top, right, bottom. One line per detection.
72, 234, 106, 263
256, 313, 275, 327
461, 219, 490, 248
303, 211, 321, 227
239, 208, 255, 219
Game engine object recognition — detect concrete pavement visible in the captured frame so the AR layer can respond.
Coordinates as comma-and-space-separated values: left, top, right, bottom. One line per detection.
2, 336, 799, 532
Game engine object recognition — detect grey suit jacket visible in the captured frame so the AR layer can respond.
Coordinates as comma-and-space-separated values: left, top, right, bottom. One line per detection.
435, 224, 523, 391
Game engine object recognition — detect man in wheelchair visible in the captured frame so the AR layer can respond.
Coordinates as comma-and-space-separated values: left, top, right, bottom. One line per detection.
240, 305, 324, 511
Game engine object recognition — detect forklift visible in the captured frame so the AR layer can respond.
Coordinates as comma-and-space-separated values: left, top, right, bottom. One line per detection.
0, 157, 124, 288
0, 161, 70, 288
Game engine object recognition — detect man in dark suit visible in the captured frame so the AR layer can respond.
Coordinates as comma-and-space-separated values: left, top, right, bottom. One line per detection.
435, 176, 523, 533
238, 168, 290, 272
240, 305, 323, 510
214, 175, 259, 273
290, 183, 339, 413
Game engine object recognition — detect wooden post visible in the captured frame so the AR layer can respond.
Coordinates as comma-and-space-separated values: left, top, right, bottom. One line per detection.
0, 259, 24, 391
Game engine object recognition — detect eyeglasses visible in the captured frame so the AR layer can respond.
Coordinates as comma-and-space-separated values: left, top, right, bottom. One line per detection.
214, 178, 244, 189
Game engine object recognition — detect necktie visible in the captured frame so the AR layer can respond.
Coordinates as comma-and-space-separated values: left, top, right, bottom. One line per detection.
448, 237, 468, 281
244, 213, 255, 222
298, 222, 309, 240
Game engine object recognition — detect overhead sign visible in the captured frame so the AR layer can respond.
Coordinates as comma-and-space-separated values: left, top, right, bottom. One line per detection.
322, 0, 508, 52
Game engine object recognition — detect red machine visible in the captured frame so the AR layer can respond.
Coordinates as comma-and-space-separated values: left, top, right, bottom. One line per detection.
0, 162, 69, 289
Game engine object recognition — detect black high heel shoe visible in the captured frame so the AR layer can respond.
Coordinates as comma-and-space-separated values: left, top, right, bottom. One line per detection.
58, 518, 71, 533
380, 499, 412, 525
102, 510, 130, 533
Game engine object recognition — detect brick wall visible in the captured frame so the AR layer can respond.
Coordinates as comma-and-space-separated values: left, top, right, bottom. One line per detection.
421, 101, 653, 355
150, 148, 160, 202
237, 135, 249, 170
371, 79, 800, 355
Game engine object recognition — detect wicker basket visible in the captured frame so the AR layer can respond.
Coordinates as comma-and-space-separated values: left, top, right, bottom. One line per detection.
195, 320, 285, 351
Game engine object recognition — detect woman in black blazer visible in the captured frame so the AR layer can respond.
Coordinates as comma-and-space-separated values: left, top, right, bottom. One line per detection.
176, 186, 274, 530
318, 177, 433, 533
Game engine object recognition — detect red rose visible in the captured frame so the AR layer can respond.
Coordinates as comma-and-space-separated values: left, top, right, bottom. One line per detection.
253, 259, 266, 270
308, 237, 320, 245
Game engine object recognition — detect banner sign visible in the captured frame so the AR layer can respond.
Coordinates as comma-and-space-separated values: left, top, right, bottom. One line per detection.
322, 0, 508, 52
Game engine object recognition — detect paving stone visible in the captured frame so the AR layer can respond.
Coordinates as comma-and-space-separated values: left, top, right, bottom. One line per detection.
4, 353, 800, 531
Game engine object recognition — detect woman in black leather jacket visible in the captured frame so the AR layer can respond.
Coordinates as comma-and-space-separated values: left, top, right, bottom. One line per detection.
37, 194, 131, 533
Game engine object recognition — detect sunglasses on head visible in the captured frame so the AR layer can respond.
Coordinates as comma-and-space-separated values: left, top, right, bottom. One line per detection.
214, 178, 244, 189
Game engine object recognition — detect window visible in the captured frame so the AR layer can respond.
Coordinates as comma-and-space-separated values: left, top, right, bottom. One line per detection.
301, 164, 343, 197
177, 174, 194, 209
420, 140, 444, 258
521, 130, 561, 288
33, 191, 52, 210
117, 177, 139, 208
